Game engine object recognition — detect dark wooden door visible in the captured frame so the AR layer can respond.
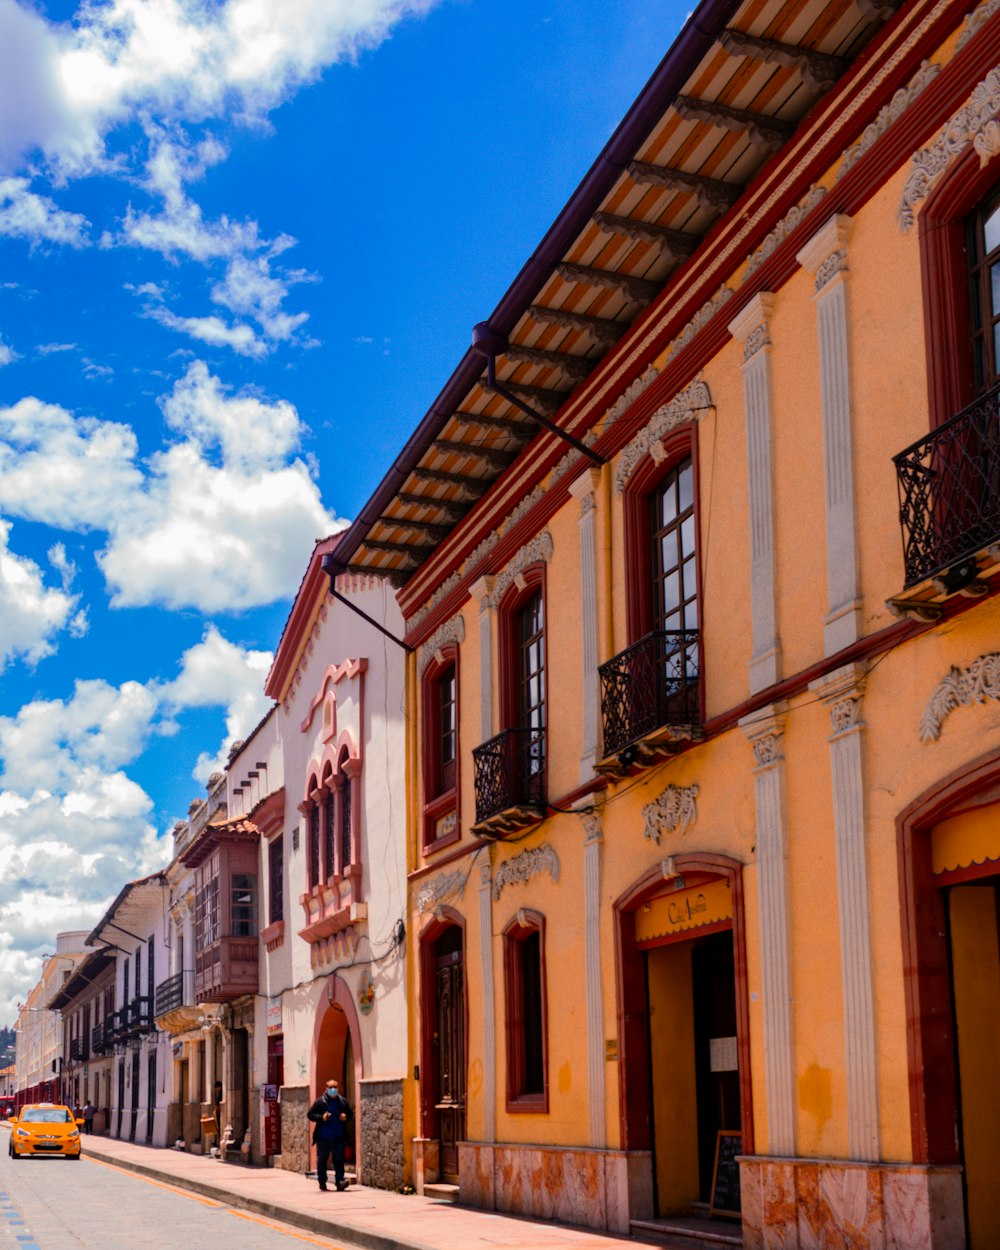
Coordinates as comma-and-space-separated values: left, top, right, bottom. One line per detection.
129, 1049, 140, 1141
435, 944, 465, 1180
116, 1059, 125, 1137
146, 1051, 156, 1142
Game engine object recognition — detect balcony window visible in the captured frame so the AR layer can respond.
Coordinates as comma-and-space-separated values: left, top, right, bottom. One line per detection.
268, 835, 284, 924
504, 912, 547, 1112
968, 189, 1000, 396
422, 649, 460, 851
325, 787, 336, 880
232, 874, 257, 937
340, 753, 353, 870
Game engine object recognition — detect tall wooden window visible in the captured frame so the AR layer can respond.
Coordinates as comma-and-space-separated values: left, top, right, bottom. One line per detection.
968, 188, 1000, 396
422, 647, 460, 851
438, 665, 457, 794
339, 754, 353, 871
308, 802, 320, 889
324, 787, 336, 881
268, 835, 284, 924
504, 912, 547, 1112
517, 589, 545, 775
652, 458, 697, 635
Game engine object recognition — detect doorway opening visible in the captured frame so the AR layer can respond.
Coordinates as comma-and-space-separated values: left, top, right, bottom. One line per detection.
314, 979, 361, 1165
418, 911, 466, 1186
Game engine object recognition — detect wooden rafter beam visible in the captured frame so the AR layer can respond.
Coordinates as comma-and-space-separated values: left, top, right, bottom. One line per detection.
527, 304, 626, 345
362, 538, 435, 561
481, 379, 565, 415
433, 439, 514, 470
557, 261, 660, 303
451, 410, 537, 440
412, 467, 491, 495
674, 95, 796, 153
593, 211, 700, 262
627, 161, 743, 213
345, 563, 410, 588
718, 28, 848, 92
503, 344, 595, 380
855, 0, 904, 18
397, 492, 469, 520
378, 516, 451, 542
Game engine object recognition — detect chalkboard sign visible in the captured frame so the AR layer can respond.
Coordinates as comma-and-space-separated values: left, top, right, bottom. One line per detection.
708, 1130, 742, 1219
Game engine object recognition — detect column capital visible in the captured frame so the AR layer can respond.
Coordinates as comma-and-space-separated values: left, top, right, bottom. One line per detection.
469, 574, 495, 610
809, 662, 866, 733
478, 858, 493, 889
576, 805, 603, 844
728, 291, 777, 350
568, 467, 601, 516
796, 213, 853, 286
739, 701, 787, 767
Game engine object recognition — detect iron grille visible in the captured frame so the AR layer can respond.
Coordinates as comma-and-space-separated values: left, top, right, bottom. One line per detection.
69, 1037, 86, 1063
472, 727, 545, 824
154, 973, 183, 1018
599, 629, 700, 758
129, 996, 153, 1034
91, 1023, 105, 1054
894, 384, 1000, 586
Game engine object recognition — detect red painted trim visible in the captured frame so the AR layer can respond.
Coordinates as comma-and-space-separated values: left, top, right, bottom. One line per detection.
933, 857, 1000, 888
300, 659, 368, 734
422, 645, 461, 852
502, 910, 549, 1115
614, 853, 753, 1155
249, 788, 285, 839
896, 746, 1000, 1164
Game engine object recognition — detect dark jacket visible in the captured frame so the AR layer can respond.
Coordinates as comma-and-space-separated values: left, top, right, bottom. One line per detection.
307, 1091, 354, 1144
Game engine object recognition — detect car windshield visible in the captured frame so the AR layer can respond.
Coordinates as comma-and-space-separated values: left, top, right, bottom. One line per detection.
21, 1108, 73, 1124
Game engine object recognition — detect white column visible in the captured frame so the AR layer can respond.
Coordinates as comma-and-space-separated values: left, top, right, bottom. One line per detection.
809, 662, 879, 1160
478, 858, 496, 1143
470, 576, 496, 744
569, 469, 602, 780
577, 808, 605, 1146
797, 216, 860, 656
729, 294, 781, 694
740, 704, 796, 1156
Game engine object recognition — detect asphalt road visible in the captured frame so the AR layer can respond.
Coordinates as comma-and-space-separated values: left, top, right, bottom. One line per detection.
0, 1143, 353, 1250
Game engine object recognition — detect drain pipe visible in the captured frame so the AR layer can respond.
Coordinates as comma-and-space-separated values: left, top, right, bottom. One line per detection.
320, 555, 413, 653
471, 323, 605, 467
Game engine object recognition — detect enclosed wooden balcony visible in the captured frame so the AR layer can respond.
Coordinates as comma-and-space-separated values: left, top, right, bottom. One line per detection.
472, 727, 546, 836
597, 629, 701, 774
195, 937, 258, 1003
890, 385, 1000, 619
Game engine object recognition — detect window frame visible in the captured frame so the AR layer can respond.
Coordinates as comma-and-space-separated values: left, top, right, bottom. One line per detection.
421, 645, 461, 854
497, 564, 548, 792
503, 910, 548, 1114
268, 834, 284, 925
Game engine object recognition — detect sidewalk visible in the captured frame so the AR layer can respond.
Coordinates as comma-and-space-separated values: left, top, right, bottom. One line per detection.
63, 1131, 681, 1250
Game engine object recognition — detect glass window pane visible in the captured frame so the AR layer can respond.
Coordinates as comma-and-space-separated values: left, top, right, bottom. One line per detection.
662, 571, 680, 614
660, 532, 678, 576
994, 322, 1000, 375
991, 263, 1000, 317
659, 485, 677, 527
678, 463, 694, 514
681, 515, 696, 559
985, 204, 1000, 255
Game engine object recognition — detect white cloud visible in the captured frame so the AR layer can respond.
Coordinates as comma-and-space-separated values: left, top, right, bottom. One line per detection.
0, 336, 17, 366
145, 303, 266, 357
211, 253, 311, 342
0, 520, 82, 669
0, 176, 89, 247
36, 341, 77, 356
0, 364, 343, 612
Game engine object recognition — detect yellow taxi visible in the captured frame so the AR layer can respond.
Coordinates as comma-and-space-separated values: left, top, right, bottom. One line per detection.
8, 1103, 83, 1160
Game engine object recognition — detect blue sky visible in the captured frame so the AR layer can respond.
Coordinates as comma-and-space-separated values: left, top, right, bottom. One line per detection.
0, 0, 690, 1019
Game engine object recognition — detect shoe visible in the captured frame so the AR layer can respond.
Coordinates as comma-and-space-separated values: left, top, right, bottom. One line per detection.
336, 1182, 349, 1191
319, 1185, 328, 1192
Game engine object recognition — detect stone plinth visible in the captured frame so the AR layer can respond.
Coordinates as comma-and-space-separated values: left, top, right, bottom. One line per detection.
358, 1077, 404, 1190
738, 1155, 965, 1249
278, 1085, 310, 1174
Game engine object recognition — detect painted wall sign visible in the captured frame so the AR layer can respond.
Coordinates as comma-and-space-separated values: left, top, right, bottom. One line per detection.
266, 997, 282, 1035
635, 878, 732, 946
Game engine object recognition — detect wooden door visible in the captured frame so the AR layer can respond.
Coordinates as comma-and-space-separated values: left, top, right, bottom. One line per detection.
435, 943, 465, 1180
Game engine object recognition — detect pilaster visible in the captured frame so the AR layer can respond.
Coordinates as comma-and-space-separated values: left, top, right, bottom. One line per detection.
470, 575, 496, 744
809, 662, 878, 1160
797, 215, 861, 655
740, 702, 796, 1156
478, 857, 496, 1142
579, 807, 605, 1146
569, 470, 602, 781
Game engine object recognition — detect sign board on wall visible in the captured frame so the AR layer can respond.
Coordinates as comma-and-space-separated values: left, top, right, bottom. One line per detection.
266, 997, 282, 1036
635, 879, 733, 946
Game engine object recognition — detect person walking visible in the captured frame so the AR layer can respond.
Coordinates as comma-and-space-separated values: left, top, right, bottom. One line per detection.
82, 1101, 95, 1135
306, 1078, 354, 1192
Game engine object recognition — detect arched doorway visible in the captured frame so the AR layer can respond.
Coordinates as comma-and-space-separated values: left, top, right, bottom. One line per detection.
313, 977, 362, 1166
899, 749, 1000, 1249
419, 910, 466, 1185
615, 854, 752, 1221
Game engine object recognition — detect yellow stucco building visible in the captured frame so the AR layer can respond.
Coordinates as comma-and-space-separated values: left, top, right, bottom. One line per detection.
327, 0, 1000, 1246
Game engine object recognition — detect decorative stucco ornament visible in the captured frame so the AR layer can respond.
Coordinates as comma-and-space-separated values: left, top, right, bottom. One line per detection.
899, 67, 1000, 231
838, 62, 941, 180
957, 0, 1000, 50
665, 286, 734, 362
615, 380, 714, 491
505, 484, 547, 530
462, 531, 499, 575
485, 530, 554, 609
415, 867, 467, 914
409, 569, 463, 631
493, 843, 559, 899
920, 653, 1000, 742
417, 613, 466, 674
642, 784, 699, 844
743, 185, 827, 278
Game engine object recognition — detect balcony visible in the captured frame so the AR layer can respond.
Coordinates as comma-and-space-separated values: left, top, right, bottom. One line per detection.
154, 970, 201, 1033
117, 997, 153, 1040
195, 937, 258, 1003
69, 1037, 87, 1063
597, 629, 701, 774
890, 385, 1000, 619
472, 727, 546, 836
91, 1023, 105, 1054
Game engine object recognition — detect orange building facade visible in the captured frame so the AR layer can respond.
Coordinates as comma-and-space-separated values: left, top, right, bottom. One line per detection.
328, 1, 1000, 1247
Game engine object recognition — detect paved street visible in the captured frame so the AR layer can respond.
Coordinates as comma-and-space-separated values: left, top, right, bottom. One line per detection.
0, 1125, 687, 1250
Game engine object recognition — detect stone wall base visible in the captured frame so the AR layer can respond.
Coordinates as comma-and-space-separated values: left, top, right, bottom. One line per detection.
738, 1155, 965, 1250
458, 1141, 653, 1234
278, 1085, 310, 1174
358, 1077, 404, 1190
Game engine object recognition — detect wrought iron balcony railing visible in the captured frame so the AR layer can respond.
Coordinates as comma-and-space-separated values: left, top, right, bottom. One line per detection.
154, 973, 184, 1018
128, 996, 153, 1035
91, 1023, 105, 1054
599, 629, 700, 760
472, 727, 546, 827
894, 384, 1000, 588
69, 1037, 86, 1063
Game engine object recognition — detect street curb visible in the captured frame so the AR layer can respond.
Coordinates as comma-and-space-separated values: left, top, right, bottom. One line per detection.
80, 1142, 444, 1250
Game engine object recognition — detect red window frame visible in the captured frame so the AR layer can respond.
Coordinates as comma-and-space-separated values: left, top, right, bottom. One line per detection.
422, 646, 460, 854
503, 910, 548, 1113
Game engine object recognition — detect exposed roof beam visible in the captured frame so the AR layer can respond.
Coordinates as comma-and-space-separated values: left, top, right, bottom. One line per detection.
504, 344, 595, 380
433, 439, 515, 470
674, 95, 796, 153
593, 211, 700, 262
557, 261, 660, 303
718, 28, 848, 92
397, 492, 469, 520
362, 538, 434, 561
856, 0, 904, 17
412, 467, 491, 495
481, 379, 565, 415
527, 304, 626, 345
451, 410, 537, 440
627, 161, 743, 213
345, 563, 410, 588
378, 516, 451, 542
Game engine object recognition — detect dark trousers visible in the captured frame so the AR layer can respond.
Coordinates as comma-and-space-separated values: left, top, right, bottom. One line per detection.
316, 1138, 346, 1189
83, 1118, 93, 1135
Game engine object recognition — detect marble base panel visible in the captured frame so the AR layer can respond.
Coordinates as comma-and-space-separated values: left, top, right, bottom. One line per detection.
739, 1156, 965, 1250
458, 1141, 653, 1234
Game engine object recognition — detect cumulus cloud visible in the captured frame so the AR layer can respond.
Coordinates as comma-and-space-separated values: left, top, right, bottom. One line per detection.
0, 336, 17, 366
0, 363, 342, 611
0, 176, 89, 247
0, 520, 83, 669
